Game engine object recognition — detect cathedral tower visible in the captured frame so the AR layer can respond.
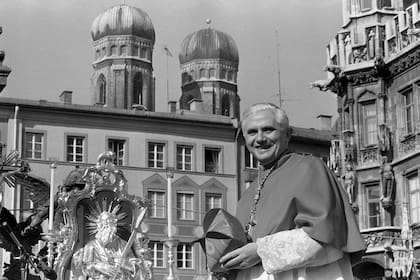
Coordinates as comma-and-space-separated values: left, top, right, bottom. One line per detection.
178, 21, 240, 118
90, 4, 155, 110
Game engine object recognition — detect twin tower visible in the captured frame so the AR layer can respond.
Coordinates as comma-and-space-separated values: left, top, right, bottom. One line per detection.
90, 4, 240, 119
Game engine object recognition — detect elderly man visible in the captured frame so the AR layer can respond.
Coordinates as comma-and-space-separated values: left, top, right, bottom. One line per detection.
219, 103, 365, 279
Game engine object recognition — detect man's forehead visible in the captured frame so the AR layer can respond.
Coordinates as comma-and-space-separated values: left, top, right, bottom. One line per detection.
243, 110, 286, 126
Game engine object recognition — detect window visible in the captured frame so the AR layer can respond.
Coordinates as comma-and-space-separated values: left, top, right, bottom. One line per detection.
132, 45, 139, 57
209, 68, 216, 78
227, 71, 233, 81
359, 0, 372, 10
220, 69, 226, 80
108, 139, 125, 165
140, 47, 147, 58
148, 190, 166, 218
97, 75, 106, 105
66, 136, 85, 162
404, 0, 416, 9
378, 0, 392, 8
148, 142, 165, 168
205, 193, 222, 212
176, 145, 192, 171
149, 241, 165, 268
365, 183, 382, 228
177, 192, 194, 220
403, 89, 415, 135
205, 147, 220, 173
95, 49, 100, 60
199, 68, 206, 79
245, 148, 258, 169
24, 132, 44, 159
120, 45, 127, 56
177, 243, 193, 269
110, 45, 117, 56
361, 102, 377, 146
133, 73, 143, 105
221, 95, 230, 116
408, 173, 420, 223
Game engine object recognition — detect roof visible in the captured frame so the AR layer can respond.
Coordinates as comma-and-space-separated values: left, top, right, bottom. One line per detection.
179, 28, 239, 64
91, 4, 155, 43
0, 97, 238, 127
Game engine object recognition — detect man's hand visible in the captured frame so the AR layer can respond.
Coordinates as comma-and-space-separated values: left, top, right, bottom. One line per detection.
219, 242, 261, 270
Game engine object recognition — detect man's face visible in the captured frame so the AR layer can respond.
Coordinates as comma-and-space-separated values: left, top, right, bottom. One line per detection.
96, 215, 117, 245
242, 110, 291, 167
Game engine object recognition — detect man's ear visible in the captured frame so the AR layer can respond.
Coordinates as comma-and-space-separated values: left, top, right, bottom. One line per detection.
287, 127, 293, 140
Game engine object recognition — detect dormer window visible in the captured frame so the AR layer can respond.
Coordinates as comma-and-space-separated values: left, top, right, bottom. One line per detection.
360, 0, 372, 10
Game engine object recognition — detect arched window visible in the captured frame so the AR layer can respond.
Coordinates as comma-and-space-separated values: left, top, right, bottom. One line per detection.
133, 72, 143, 105
199, 68, 206, 79
140, 47, 147, 58
222, 94, 230, 116
97, 74, 106, 105
220, 69, 226, 80
95, 49, 101, 60
110, 45, 117, 56
209, 68, 216, 79
182, 72, 189, 84
132, 46, 139, 57
101, 47, 107, 57
227, 71, 233, 81
190, 70, 195, 81
120, 45, 127, 56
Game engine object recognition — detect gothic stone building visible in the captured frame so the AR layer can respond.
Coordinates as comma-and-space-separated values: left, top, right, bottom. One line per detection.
319, 0, 420, 278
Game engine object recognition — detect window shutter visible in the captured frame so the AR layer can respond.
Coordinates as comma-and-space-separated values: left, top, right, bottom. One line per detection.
397, 94, 406, 140
415, 84, 420, 132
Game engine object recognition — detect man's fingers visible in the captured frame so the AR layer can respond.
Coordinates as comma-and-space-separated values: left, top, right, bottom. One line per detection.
223, 255, 242, 268
219, 249, 238, 264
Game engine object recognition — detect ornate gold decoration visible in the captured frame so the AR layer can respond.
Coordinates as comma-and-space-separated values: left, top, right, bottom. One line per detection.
52, 151, 152, 280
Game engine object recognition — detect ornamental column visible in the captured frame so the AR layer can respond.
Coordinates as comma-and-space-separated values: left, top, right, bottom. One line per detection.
0, 27, 11, 94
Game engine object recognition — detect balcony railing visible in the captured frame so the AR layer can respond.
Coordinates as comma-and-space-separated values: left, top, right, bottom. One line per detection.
361, 226, 402, 251
359, 146, 379, 166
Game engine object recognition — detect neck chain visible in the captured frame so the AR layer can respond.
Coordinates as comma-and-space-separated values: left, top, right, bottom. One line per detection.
244, 163, 276, 239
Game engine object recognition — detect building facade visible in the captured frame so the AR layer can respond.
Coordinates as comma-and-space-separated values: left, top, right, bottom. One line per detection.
319, 0, 420, 278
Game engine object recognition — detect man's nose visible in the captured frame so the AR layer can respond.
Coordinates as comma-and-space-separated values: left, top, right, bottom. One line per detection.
256, 131, 265, 142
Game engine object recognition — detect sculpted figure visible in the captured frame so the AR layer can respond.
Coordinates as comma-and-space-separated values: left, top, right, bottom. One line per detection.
343, 163, 355, 204
72, 211, 142, 280
380, 157, 395, 204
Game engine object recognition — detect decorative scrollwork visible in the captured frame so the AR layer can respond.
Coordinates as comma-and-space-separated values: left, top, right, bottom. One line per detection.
359, 147, 379, 166
52, 151, 153, 280
399, 135, 417, 156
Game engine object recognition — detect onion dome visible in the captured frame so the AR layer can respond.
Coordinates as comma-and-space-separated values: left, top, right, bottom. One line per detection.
91, 4, 155, 44
179, 27, 239, 64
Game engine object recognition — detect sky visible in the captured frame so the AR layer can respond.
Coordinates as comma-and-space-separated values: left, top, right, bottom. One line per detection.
0, 0, 343, 129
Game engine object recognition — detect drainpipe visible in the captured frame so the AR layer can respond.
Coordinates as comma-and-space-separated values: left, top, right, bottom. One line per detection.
12, 105, 20, 220
13, 105, 19, 150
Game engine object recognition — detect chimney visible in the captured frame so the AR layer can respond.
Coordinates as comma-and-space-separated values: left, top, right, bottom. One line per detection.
188, 98, 203, 112
60, 90, 73, 104
168, 101, 177, 113
317, 114, 332, 130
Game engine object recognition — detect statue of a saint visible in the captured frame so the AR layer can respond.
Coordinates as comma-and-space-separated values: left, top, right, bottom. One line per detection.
71, 211, 143, 280
380, 156, 395, 207
343, 163, 355, 204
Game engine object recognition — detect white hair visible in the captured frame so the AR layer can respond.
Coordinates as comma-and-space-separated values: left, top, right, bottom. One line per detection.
241, 103, 290, 131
